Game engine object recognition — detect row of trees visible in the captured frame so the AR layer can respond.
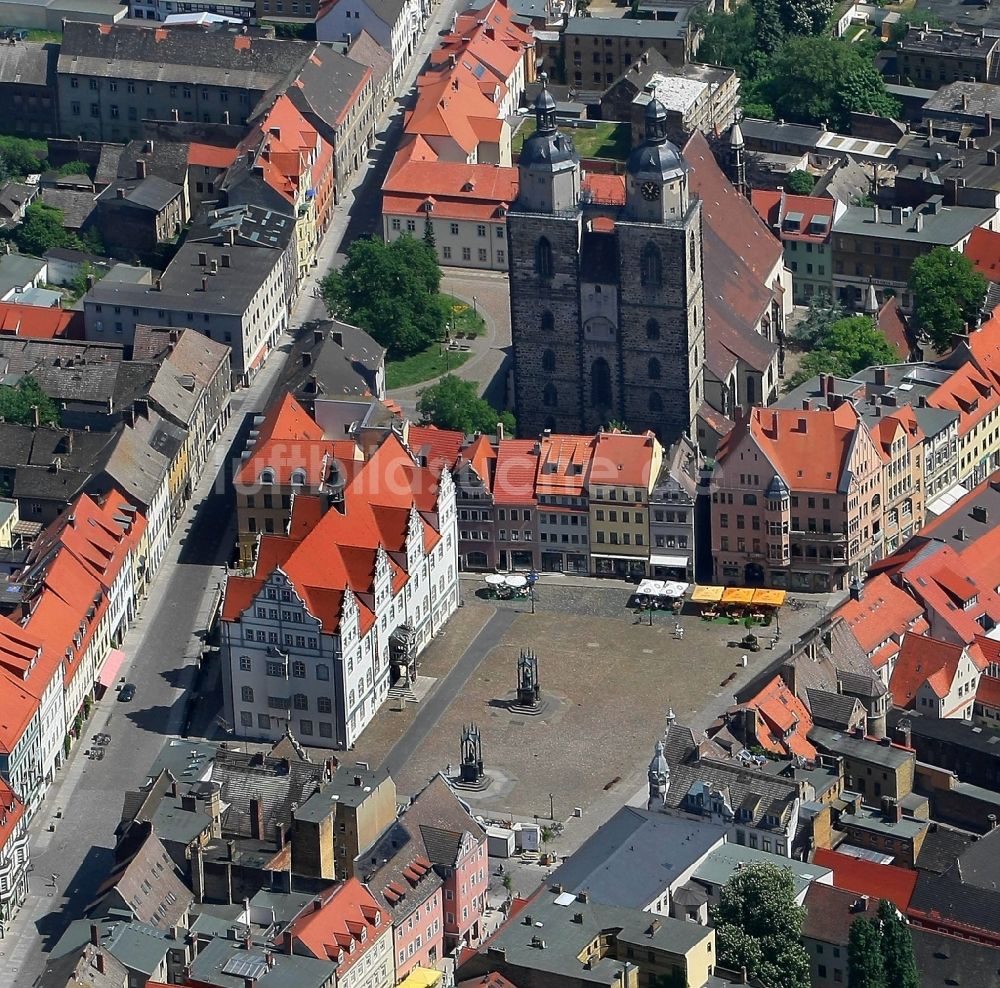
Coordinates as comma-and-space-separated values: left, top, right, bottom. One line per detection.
696, 0, 899, 128
712, 863, 918, 988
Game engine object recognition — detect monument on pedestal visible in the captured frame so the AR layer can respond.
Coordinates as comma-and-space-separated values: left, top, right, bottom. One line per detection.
460, 723, 484, 784
517, 648, 540, 708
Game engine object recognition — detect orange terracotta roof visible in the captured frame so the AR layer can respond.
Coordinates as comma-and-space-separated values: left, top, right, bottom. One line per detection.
458, 434, 497, 492
812, 847, 917, 912
726, 403, 867, 495
583, 173, 626, 205
890, 632, 968, 708
187, 142, 238, 170
744, 674, 816, 760
0, 303, 83, 339
493, 439, 540, 505
836, 574, 926, 655
964, 225, 1000, 283
536, 434, 592, 497
0, 667, 40, 754
976, 674, 1000, 709
285, 878, 390, 973
407, 425, 465, 475
751, 189, 834, 244
0, 615, 41, 680
587, 430, 658, 489
876, 300, 911, 361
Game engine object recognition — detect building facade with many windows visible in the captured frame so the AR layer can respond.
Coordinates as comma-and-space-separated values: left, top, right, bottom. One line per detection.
221, 434, 459, 749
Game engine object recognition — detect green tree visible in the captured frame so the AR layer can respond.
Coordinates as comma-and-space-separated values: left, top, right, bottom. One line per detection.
320, 236, 447, 358
792, 291, 843, 347
11, 202, 75, 256
0, 135, 46, 181
694, 3, 759, 77
710, 863, 811, 988
56, 160, 94, 179
877, 900, 918, 988
848, 917, 887, 988
765, 36, 899, 128
423, 215, 436, 249
0, 375, 59, 427
778, 0, 831, 36
416, 375, 516, 435
785, 169, 815, 195
825, 315, 899, 371
910, 246, 988, 352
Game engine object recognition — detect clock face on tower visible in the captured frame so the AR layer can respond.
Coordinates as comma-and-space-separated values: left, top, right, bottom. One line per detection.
641, 181, 661, 201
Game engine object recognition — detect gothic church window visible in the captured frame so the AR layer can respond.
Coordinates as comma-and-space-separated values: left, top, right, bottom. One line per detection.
689, 232, 697, 272
649, 392, 663, 413
646, 319, 660, 341
535, 237, 553, 278
648, 358, 662, 380
641, 242, 662, 288
542, 349, 556, 373
543, 383, 557, 406
591, 358, 612, 407
541, 310, 554, 332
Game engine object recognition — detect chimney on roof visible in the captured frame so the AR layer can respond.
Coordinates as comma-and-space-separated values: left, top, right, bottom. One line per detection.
227, 227, 236, 246
849, 577, 862, 602
852, 725, 865, 739
896, 720, 912, 748
201, 276, 209, 292
222, 110, 230, 125
313, 896, 323, 912
116, 187, 125, 199
227, 839, 235, 861
95, 952, 106, 975
136, 159, 147, 179
145, 139, 154, 154
957, 526, 967, 541
90, 923, 100, 946
249, 797, 264, 840
242, 978, 256, 988
172, 109, 179, 122
266, 954, 275, 969
497, 421, 504, 442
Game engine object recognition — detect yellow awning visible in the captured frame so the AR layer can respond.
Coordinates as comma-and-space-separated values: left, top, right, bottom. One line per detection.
721, 587, 755, 604
691, 585, 725, 603
752, 589, 787, 607
397, 970, 443, 988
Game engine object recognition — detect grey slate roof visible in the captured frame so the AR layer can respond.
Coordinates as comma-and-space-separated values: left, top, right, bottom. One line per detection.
118, 139, 190, 187
833, 201, 997, 245
911, 927, 1000, 987
283, 43, 372, 146
916, 823, 976, 875
188, 936, 335, 988
0, 40, 55, 87
58, 21, 311, 93
804, 688, 863, 730
547, 806, 723, 908
39, 187, 96, 230
95, 424, 171, 510
564, 14, 690, 39
97, 175, 182, 212
810, 726, 913, 770
283, 319, 384, 402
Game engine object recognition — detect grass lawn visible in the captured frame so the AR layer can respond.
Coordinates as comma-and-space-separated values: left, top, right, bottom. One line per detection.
441, 293, 486, 338
23, 29, 61, 42
386, 344, 472, 389
512, 121, 631, 161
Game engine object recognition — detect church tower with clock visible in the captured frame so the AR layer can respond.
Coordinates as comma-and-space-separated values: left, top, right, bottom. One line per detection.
507, 92, 705, 443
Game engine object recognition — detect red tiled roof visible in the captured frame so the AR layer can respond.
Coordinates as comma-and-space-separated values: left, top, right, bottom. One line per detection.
285, 878, 390, 974
890, 632, 967, 708
0, 303, 83, 339
493, 439, 540, 505
835, 573, 926, 655
964, 225, 1000, 283
407, 425, 464, 476
723, 403, 871, 495
751, 189, 834, 244
0, 666, 40, 754
187, 142, 238, 170
537, 434, 593, 497
458, 434, 497, 492
743, 674, 816, 759
812, 847, 917, 912
0, 776, 24, 853
976, 674, 1000, 709
587, 430, 659, 489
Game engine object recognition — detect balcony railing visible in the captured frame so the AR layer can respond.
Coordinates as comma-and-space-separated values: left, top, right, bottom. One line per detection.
791, 529, 846, 543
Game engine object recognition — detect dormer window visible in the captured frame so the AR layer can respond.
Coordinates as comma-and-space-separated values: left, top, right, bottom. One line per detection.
260, 468, 276, 485
290, 468, 306, 486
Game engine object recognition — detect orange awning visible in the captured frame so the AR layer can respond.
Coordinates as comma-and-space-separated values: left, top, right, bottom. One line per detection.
721, 587, 755, 605
691, 585, 725, 603
752, 589, 787, 607
97, 649, 126, 688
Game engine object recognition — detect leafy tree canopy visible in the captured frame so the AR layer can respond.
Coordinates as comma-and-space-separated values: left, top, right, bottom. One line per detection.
909, 246, 988, 352
0, 135, 46, 181
0, 375, 59, 427
786, 315, 898, 389
710, 863, 811, 988
764, 36, 900, 129
792, 291, 843, 347
877, 900, 919, 988
784, 169, 815, 195
416, 375, 515, 435
320, 236, 447, 358
848, 917, 887, 988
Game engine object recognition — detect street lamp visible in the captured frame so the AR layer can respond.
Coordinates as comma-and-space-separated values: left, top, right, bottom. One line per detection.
473, 295, 478, 319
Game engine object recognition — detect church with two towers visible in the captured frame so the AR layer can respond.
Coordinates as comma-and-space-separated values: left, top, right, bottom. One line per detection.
507, 85, 707, 445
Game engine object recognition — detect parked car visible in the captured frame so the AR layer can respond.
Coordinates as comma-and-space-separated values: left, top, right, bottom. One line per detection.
118, 683, 136, 702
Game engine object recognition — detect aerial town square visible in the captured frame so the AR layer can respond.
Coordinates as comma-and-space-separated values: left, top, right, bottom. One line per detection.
5, 0, 1000, 985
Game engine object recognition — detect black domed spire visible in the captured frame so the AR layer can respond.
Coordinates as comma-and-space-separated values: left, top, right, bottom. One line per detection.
534, 73, 557, 135
645, 97, 669, 145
